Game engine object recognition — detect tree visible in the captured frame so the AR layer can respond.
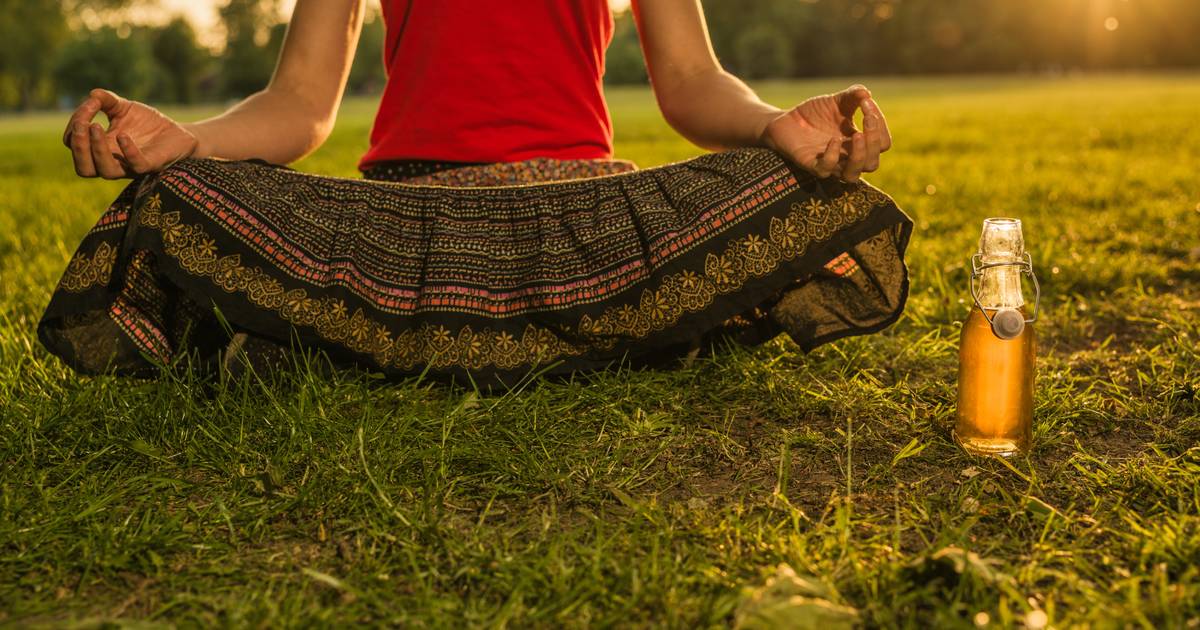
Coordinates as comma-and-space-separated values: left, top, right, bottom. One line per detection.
0, 0, 67, 109
732, 25, 794, 80
219, 0, 284, 98
151, 17, 209, 104
348, 8, 386, 94
53, 26, 155, 103
62, 0, 142, 12
604, 11, 648, 85
700, 0, 814, 78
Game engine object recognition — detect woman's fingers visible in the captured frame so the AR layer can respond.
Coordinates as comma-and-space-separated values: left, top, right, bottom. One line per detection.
861, 98, 892, 152
842, 133, 867, 183
63, 96, 101, 148
836, 84, 871, 117
840, 118, 859, 139
62, 90, 127, 147
64, 89, 138, 178
814, 136, 841, 178
69, 123, 97, 177
90, 88, 130, 121
116, 134, 153, 174
89, 124, 126, 179
793, 137, 841, 178
863, 110, 883, 173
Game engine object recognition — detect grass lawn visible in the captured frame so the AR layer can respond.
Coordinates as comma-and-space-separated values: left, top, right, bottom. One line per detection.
2, 75, 1199, 627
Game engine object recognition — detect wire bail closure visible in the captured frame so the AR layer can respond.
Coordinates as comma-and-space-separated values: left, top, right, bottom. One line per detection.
969, 253, 1041, 340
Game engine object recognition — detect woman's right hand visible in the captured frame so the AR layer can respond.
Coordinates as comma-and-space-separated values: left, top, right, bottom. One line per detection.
63, 89, 199, 179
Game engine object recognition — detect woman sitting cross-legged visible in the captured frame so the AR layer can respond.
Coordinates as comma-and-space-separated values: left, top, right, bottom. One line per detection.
41, 0, 911, 387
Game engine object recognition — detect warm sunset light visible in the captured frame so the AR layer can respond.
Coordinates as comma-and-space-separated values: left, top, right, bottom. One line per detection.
4, 0, 1200, 626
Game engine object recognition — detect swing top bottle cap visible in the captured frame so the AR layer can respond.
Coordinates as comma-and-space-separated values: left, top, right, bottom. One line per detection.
979, 218, 1024, 263
991, 308, 1026, 339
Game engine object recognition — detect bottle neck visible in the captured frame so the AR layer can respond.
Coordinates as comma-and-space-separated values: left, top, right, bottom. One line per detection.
977, 264, 1024, 309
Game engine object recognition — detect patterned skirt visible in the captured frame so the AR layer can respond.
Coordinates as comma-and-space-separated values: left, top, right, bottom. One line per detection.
38, 149, 911, 387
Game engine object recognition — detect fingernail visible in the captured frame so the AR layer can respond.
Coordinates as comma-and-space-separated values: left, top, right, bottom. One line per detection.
854, 133, 865, 144
865, 115, 878, 130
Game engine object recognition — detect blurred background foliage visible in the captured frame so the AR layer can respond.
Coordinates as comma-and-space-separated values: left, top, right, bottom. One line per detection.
608, 0, 1200, 82
1, 0, 1198, 110
0, 0, 387, 110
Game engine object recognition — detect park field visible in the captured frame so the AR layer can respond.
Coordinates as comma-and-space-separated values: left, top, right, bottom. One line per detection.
1, 75, 1199, 626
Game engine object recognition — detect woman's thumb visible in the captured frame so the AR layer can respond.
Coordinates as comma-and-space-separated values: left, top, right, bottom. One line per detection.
89, 89, 129, 116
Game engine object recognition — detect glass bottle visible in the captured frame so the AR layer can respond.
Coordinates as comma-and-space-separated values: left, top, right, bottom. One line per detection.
954, 218, 1040, 457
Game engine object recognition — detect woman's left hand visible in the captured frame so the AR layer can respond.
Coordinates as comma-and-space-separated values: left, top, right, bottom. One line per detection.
760, 84, 892, 183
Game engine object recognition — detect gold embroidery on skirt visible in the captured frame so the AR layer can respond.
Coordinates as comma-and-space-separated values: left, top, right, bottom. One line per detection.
60, 241, 118, 292
122, 185, 884, 371
135, 193, 591, 370
577, 188, 882, 339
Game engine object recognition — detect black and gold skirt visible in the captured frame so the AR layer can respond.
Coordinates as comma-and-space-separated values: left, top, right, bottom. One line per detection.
38, 149, 911, 387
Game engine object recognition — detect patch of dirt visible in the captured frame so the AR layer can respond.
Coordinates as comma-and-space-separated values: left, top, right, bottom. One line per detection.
1045, 290, 1199, 357
1043, 312, 1157, 357
1073, 423, 1160, 460
643, 409, 927, 520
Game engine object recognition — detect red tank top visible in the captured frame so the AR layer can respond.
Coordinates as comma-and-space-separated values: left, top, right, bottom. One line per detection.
359, 1, 615, 169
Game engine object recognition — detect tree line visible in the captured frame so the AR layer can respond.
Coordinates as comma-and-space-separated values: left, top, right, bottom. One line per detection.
0, 0, 385, 110
2, 0, 1199, 110
610, 0, 1200, 83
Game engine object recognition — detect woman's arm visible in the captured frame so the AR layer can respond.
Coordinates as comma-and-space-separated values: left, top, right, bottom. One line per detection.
65, 0, 366, 178
185, 0, 366, 162
631, 0, 891, 182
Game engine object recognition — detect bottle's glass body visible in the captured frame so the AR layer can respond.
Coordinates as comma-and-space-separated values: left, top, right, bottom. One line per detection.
954, 306, 1035, 456
954, 218, 1036, 457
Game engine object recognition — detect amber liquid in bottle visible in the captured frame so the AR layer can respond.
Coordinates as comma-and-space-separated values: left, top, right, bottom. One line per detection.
954, 218, 1036, 457
954, 307, 1035, 456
